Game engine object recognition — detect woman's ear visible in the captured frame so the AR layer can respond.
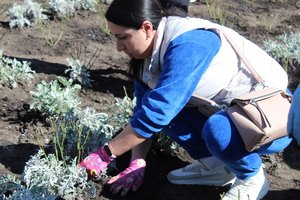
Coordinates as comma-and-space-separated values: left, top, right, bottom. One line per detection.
141, 21, 155, 39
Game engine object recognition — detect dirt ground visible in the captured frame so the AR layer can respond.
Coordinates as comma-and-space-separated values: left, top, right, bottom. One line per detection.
0, 0, 300, 200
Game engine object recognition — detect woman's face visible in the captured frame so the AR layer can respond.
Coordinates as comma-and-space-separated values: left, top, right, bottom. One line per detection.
108, 21, 156, 59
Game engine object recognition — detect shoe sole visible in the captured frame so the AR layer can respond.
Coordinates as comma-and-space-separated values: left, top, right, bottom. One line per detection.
168, 176, 236, 187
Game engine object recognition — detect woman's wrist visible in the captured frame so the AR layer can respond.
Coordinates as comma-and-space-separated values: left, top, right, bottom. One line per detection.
104, 142, 116, 158
107, 124, 147, 157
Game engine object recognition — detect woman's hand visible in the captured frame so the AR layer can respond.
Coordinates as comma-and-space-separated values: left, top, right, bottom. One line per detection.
288, 85, 300, 145
79, 145, 116, 177
107, 159, 146, 196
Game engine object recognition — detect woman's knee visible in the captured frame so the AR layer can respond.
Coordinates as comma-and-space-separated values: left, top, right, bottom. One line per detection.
202, 112, 235, 153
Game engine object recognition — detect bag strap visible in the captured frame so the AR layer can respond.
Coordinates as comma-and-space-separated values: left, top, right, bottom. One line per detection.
219, 30, 263, 83
189, 29, 265, 112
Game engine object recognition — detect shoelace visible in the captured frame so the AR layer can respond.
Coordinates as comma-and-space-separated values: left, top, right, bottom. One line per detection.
183, 160, 209, 172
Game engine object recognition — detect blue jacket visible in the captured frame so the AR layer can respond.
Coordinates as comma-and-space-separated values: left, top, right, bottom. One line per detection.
130, 29, 221, 138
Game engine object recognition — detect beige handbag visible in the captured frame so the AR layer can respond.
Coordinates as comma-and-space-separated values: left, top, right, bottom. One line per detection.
222, 32, 292, 151
227, 88, 291, 151
192, 30, 292, 152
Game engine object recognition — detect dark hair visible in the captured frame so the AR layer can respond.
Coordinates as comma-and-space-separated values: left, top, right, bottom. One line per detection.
160, 0, 190, 16
105, 0, 189, 80
105, 0, 163, 30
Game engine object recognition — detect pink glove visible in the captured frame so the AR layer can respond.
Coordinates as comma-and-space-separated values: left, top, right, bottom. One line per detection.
107, 158, 146, 196
79, 146, 115, 177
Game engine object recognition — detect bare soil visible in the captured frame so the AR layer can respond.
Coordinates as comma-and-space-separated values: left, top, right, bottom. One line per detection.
0, 1, 300, 200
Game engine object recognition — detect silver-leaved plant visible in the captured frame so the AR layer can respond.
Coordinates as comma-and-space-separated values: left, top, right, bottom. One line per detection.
74, 0, 99, 11
111, 88, 136, 132
7, 0, 48, 28
48, 0, 76, 19
0, 50, 36, 88
51, 106, 114, 163
0, 151, 97, 200
65, 57, 93, 88
264, 32, 300, 70
30, 76, 81, 116
22, 150, 96, 200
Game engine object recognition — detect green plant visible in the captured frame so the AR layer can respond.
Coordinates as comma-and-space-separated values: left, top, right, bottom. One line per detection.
0, 32, 5, 42
97, 2, 111, 36
67, 42, 100, 67
262, 13, 280, 33
152, 132, 180, 155
50, 107, 114, 163
245, 0, 287, 3
245, 0, 255, 4
111, 87, 180, 153
205, 0, 227, 25
39, 23, 64, 47
0, 3, 9, 16
270, 0, 287, 2
30, 76, 81, 116
65, 43, 101, 87
47, 88, 138, 167
110, 87, 136, 132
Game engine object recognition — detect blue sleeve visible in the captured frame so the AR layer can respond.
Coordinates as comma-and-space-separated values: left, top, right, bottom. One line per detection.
288, 85, 300, 145
133, 80, 150, 113
130, 29, 221, 138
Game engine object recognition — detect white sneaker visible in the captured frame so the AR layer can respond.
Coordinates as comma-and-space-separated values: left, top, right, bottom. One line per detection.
221, 166, 269, 200
167, 160, 236, 186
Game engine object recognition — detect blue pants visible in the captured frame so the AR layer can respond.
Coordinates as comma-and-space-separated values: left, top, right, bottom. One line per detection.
162, 107, 292, 180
